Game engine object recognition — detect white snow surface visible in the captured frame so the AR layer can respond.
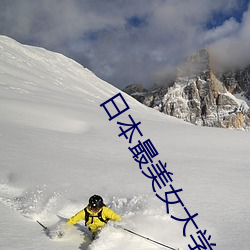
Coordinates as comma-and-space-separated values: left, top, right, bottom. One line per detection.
0, 35, 250, 250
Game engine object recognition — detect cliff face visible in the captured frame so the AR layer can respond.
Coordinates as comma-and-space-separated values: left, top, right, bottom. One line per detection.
218, 66, 250, 99
123, 49, 250, 130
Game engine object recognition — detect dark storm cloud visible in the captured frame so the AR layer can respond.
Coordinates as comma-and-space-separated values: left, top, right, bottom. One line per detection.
0, 0, 249, 89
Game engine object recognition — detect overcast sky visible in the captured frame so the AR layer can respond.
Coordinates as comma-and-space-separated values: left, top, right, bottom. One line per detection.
0, 0, 249, 89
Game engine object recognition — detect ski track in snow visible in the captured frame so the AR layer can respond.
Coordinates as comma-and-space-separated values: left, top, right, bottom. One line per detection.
0, 181, 183, 250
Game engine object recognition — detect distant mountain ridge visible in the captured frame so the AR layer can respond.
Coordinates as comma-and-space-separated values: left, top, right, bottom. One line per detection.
123, 49, 250, 130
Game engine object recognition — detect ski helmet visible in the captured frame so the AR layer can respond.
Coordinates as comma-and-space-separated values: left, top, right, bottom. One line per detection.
89, 195, 104, 210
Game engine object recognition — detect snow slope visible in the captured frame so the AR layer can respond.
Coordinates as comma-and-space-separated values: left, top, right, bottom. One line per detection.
0, 36, 249, 250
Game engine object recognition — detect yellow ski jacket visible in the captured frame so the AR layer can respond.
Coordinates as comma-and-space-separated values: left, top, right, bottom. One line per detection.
67, 206, 121, 233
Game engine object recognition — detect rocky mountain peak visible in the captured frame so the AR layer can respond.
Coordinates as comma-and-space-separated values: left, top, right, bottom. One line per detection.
177, 48, 210, 78
123, 49, 250, 130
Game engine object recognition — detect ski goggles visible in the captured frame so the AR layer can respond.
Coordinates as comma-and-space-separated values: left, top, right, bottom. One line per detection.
89, 205, 101, 212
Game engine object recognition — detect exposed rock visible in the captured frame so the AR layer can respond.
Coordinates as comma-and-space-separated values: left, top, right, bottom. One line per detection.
123, 84, 147, 103
123, 49, 250, 130
217, 66, 250, 99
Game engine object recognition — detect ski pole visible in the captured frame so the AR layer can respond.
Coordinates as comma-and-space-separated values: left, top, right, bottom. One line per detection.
37, 220, 48, 231
122, 227, 179, 250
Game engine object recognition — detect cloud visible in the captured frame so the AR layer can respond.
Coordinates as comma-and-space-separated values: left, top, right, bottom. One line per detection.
0, 0, 249, 89
208, 3, 250, 68
200, 18, 240, 45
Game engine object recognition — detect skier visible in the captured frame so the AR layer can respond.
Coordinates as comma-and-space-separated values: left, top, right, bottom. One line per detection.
66, 194, 122, 239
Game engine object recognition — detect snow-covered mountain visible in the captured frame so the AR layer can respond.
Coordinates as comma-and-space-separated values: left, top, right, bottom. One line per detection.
0, 36, 250, 250
124, 49, 250, 130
